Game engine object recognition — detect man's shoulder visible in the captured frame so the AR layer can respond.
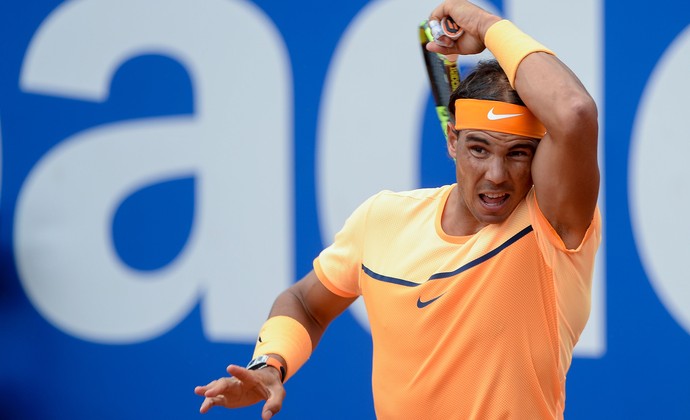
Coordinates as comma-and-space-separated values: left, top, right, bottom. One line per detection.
360, 185, 452, 223
373, 184, 452, 203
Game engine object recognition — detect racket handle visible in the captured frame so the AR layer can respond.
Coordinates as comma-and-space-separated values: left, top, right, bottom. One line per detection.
429, 17, 464, 47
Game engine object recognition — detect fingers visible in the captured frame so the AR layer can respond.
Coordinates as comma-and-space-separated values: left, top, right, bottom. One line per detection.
428, 2, 448, 23
195, 377, 236, 413
195, 367, 285, 415
199, 395, 226, 414
226, 363, 246, 377
426, 41, 454, 55
194, 379, 219, 397
261, 382, 286, 420
227, 365, 286, 419
427, 3, 465, 53
226, 364, 261, 388
199, 378, 229, 398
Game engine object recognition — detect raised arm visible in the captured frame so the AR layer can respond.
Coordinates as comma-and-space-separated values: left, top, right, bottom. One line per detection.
194, 270, 356, 418
512, 53, 599, 249
428, 0, 599, 249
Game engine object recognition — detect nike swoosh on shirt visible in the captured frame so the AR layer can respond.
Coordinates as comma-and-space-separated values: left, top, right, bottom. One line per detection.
360, 226, 534, 309
416, 293, 445, 308
487, 107, 523, 120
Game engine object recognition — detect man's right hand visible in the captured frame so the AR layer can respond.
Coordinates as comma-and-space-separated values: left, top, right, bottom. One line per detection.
194, 364, 286, 419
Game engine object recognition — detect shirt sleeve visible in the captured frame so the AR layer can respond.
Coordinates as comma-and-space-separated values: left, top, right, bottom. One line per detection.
526, 189, 603, 376
313, 192, 383, 298
526, 189, 602, 257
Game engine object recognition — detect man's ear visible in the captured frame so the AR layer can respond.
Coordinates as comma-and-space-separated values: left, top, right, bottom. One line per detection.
446, 123, 458, 159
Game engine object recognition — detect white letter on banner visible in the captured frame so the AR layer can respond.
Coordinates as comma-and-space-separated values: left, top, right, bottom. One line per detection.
630, 25, 690, 336
317, 0, 497, 331
16, 0, 291, 344
506, 0, 606, 358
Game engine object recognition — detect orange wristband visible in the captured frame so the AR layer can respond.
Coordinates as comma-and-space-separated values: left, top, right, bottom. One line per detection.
252, 316, 313, 382
484, 20, 555, 88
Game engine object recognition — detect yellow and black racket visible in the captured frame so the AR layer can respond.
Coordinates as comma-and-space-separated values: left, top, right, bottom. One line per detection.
419, 20, 461, 140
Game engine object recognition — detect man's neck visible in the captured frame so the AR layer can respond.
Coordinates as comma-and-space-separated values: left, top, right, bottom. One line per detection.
440, 186, 487, 237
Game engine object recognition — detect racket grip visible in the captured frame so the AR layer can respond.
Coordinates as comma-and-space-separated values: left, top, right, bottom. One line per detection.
429, 17, 464, 47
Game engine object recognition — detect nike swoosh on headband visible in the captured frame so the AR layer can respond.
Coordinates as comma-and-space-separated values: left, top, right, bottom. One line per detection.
487, 107, 523, 120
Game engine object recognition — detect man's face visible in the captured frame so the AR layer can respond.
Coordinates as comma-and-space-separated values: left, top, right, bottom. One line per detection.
449, 128, 538, 225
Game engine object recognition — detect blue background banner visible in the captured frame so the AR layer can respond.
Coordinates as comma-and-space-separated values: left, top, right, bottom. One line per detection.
1, 0, 689, 419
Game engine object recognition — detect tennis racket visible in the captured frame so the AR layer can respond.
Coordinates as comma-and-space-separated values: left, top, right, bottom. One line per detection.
419, 19, 461, 140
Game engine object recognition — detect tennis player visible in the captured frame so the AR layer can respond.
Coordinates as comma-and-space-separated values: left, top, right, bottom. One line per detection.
195, 0, 601, 418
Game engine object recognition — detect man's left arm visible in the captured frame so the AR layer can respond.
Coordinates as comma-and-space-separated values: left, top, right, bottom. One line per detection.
513, 51, 599, 250
427, 1, 600, 249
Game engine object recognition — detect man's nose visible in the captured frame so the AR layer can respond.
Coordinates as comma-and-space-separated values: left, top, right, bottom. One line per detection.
484, 156, 509, 184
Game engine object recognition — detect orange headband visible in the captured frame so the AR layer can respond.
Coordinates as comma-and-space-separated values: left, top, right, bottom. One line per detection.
454, 99, 546, 139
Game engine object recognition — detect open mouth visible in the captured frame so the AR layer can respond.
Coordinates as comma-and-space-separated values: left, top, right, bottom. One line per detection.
479, 192, 509, 207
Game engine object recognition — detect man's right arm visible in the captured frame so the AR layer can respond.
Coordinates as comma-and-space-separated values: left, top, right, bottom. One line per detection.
194, 270, 356, 418
268, 270, 358, 351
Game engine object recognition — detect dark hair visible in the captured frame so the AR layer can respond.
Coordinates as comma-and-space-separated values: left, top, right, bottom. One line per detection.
448, 59, 524, 116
